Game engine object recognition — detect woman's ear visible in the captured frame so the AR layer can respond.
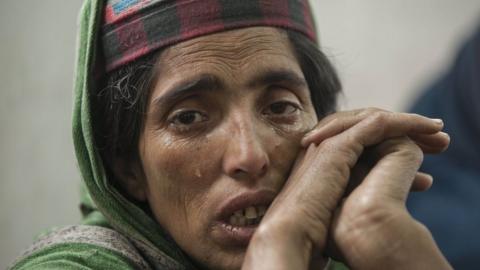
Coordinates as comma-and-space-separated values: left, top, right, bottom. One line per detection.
112, 158, 148, 202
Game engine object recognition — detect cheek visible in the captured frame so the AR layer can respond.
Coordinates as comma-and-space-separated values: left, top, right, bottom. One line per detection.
140, 132, 223, 229
267, 129, 305, 184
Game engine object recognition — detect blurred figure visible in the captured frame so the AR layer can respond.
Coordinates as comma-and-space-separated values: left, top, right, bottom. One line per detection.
407, 22, 480, 269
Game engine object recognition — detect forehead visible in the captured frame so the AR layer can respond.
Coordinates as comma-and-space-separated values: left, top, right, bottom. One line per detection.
155, 27, 303, 88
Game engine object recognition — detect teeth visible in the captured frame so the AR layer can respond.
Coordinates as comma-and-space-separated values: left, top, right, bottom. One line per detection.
228, 205, 268, 226
234, 210, 243, 217
245, 206, 257, 219
229, 215, 239, 226
238, 216, 246, 226
258, 205, 267, 216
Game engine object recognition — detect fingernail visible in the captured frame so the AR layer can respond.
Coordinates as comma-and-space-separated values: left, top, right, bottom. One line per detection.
439, 131, 450, 138
432, 118, 443, 125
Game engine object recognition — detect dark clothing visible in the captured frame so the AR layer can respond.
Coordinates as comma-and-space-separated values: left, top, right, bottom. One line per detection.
407, 23, 480, 269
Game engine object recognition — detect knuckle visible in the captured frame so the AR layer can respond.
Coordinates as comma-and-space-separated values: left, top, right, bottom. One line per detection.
369, 111, 389, 125
363, 111, 390, 136
320, 136, 361, 169
355, 195, 382, 213
319, 137, 342, 157
359, 107, 384, 117
344, 195, 394, 227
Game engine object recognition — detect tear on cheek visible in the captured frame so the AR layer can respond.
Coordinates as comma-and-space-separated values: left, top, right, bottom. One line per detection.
195, 167, 203, 178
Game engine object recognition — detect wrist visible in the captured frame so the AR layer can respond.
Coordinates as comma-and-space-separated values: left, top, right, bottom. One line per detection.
395, 222, 452, 270
242, 220, 314, 270
387, 221, 451, 270
345, 218, 452, 270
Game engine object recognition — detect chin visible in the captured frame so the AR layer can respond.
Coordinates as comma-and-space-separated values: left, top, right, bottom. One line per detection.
192, 245, 246, 270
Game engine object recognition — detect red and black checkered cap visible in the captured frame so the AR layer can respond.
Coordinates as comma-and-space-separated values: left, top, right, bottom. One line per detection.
102, 0, 317, 72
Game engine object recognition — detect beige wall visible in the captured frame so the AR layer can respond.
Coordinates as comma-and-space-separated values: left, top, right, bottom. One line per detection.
313, 0, 480, 110
1, 1, 479, 268
0, 1, 83, 267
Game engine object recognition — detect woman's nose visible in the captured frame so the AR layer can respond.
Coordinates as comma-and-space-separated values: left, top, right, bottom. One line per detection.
222, 119, 270, 181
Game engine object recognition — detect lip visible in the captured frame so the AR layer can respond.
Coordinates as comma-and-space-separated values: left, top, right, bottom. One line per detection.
211, 189, 277, 247
216, 189, 277, 221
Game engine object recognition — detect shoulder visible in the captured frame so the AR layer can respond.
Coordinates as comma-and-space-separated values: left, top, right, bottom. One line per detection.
9, 225, 151, 270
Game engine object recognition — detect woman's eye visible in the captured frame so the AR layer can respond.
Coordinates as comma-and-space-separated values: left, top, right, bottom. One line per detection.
265, 102, 299, 115
170, 110, 208, 126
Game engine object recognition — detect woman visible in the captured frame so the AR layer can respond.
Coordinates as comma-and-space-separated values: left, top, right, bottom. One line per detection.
11, 0, 452, 269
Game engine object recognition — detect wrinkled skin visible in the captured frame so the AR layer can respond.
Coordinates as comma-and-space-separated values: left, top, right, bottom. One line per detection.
118, 27, 317, 270
244, 109, 451, 270
116, 27, 452, 270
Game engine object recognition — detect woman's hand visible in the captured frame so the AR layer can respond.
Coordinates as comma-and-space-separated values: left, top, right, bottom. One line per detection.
242, 108, 451, 270
327, 138, 451, 269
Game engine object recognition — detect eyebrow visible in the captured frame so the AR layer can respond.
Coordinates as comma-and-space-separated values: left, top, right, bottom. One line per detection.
152, 74, 223, 110
152, 69, 308, 111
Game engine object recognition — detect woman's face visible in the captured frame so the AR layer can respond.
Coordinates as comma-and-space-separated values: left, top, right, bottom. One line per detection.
134, 27, 317, 270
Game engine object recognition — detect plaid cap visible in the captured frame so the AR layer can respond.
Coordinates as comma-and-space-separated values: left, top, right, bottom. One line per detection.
102, 0, 317, 72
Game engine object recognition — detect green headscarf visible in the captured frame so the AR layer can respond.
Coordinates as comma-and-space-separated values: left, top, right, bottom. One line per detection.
72, 0, 196, 268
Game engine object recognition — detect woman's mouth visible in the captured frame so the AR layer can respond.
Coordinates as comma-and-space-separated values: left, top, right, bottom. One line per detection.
211, 190, 275, 247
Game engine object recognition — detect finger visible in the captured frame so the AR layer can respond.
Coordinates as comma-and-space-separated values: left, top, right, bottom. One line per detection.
313, 113, 446, 197
354, 137, 422, 202
346, 163, 434, 193
302, 111, 444, 147
409, 132, 450, 154
302, 108, 382, 144
302, 111, 444, 146
306, 113, 436, 182
345, 164, 433, 194
411, 172, 434, 192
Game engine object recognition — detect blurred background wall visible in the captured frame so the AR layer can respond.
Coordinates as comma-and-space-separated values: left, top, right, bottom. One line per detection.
1, 0, 479, 268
